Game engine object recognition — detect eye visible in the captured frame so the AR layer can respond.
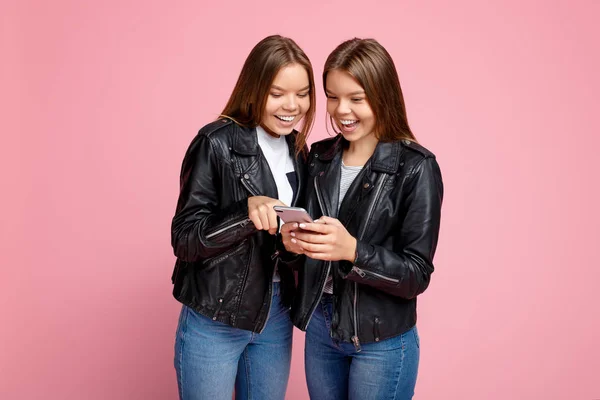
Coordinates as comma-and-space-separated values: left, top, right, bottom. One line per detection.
351, 98, 364, 102
326, 95, 338, 100
298, 92, 309, 98
270, 93, 283, 98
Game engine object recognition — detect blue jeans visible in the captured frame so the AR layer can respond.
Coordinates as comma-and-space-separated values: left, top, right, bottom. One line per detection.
174, 283, 293, 400
305, 295, 420, 400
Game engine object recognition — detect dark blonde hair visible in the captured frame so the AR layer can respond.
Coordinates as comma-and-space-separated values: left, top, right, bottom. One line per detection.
323, 38, 416, 142
221, 35, 316, 154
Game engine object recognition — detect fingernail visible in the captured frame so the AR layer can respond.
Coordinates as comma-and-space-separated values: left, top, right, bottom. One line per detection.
291, 238, 297, 243
293, 223, 298, 228
314, 219, 319, 223
299, 224, 306, 228
290, 232, 296, 237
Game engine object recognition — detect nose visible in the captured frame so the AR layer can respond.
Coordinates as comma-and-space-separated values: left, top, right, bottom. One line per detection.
282, 94, 298, 111
335, 99, 351, 115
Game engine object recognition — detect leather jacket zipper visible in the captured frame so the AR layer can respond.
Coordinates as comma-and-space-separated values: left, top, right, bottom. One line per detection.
240, 173, 275, 333
352, 174, 387, 352
205, 218, 251, 239
258, 259, 276, 333
301, 176, 331, 330
351, 266, 400, 283
206, 175, 258, 240
240, 176, 259, 196
212, 298, 224, 321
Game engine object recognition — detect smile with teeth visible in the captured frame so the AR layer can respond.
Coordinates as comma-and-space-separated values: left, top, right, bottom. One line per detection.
340, 119, 358, 125
275, 115, 296, 122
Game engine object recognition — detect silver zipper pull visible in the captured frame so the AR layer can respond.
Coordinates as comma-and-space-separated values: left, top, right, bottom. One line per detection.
271, 250, 280, 260
352, 266, 366, 278
351, 335, 362, 352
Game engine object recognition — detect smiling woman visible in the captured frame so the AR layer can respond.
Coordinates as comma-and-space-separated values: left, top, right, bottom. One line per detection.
170, 35, 316, 400
281, 38, 443, 400
261, 64, 311, 136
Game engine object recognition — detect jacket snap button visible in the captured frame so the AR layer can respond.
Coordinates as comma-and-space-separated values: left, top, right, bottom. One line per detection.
310, 163, 315, 167
243, 174, 249, 180
314, 154, 319, 158
363, 183, 370, 189
375, 337, 380, 342
403, 139, 411, 145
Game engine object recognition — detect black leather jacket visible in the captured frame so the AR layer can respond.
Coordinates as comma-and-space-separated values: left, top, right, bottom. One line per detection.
291, 135, 443, 350
171, 119, 305, 333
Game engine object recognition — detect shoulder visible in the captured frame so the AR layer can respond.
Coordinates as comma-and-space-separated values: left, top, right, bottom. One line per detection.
309, 136, 341, 159
197, 118, 239, 142
185, 118, 240, 161
400, 139, 436, 159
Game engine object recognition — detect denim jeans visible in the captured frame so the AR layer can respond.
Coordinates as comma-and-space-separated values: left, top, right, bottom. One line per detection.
174, 282, 293, 400
305, 295, 420, 400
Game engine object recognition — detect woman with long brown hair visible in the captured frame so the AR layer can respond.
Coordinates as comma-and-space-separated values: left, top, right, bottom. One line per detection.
281, 38, 443, 399
170, 35, 315, 400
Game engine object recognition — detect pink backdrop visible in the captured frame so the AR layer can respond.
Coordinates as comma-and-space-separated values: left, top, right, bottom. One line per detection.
2, 0, 599, 399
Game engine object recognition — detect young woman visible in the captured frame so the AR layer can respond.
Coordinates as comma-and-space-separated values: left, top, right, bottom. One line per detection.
170, 35, 315, 400
281, 38, 443, 399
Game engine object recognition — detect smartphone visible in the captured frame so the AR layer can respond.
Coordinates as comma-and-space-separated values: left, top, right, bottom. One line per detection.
273, 206, 313, 224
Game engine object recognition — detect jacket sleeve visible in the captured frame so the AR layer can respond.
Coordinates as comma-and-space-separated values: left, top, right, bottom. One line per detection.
171, 133, 256, 262
339, 157, 443, 299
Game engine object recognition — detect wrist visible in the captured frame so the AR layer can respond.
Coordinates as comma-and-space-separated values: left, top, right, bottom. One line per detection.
346, 237, 357, 262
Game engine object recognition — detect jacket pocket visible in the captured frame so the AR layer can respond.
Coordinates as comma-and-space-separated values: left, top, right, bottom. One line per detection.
203, 239, 248, 269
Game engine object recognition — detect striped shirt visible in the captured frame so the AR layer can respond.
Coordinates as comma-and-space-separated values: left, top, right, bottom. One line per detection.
323, 161, 363, 294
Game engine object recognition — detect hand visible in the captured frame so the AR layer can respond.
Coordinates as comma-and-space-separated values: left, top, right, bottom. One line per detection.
248, 196, 285, 235
281, 222, 304, 255
290, 216, 357, 262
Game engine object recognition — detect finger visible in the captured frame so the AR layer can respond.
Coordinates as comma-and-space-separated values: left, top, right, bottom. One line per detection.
283, 239, 303, 254
280, 222, 298, 234
302, 251, 330, 261
287, 245, 304, 255
284, 236, 305, 253
249, 209, 263, 230
298, 222, 331, 234
257, 205, 270, 232
267, 209, 278, 235
316, 216, 343, 226
272, 199, 286, 207
294, 240, 329, 253
293, 231, 331, 244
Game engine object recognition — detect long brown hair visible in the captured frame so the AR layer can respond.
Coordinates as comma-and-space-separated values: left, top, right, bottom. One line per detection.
323, 38, 416, 142
221, 35, 316, 154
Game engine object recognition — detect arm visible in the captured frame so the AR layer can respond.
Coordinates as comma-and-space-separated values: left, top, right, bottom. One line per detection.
340, 157, 444, 298
171, 134, 255, 262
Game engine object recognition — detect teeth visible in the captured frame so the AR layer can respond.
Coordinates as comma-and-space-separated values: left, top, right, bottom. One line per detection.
340, 119, 358, 125
276, 115, 295, 122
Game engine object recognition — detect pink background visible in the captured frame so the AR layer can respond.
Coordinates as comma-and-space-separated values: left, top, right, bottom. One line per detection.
2, 0, 599, 399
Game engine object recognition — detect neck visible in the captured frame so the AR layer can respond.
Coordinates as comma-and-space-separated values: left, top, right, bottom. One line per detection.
260, 124, 280, 139
344, 133, 378, 166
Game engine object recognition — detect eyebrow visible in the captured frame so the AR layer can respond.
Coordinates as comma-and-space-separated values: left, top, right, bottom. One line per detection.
325, 89, 365, 96
271, 85, 311, 91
